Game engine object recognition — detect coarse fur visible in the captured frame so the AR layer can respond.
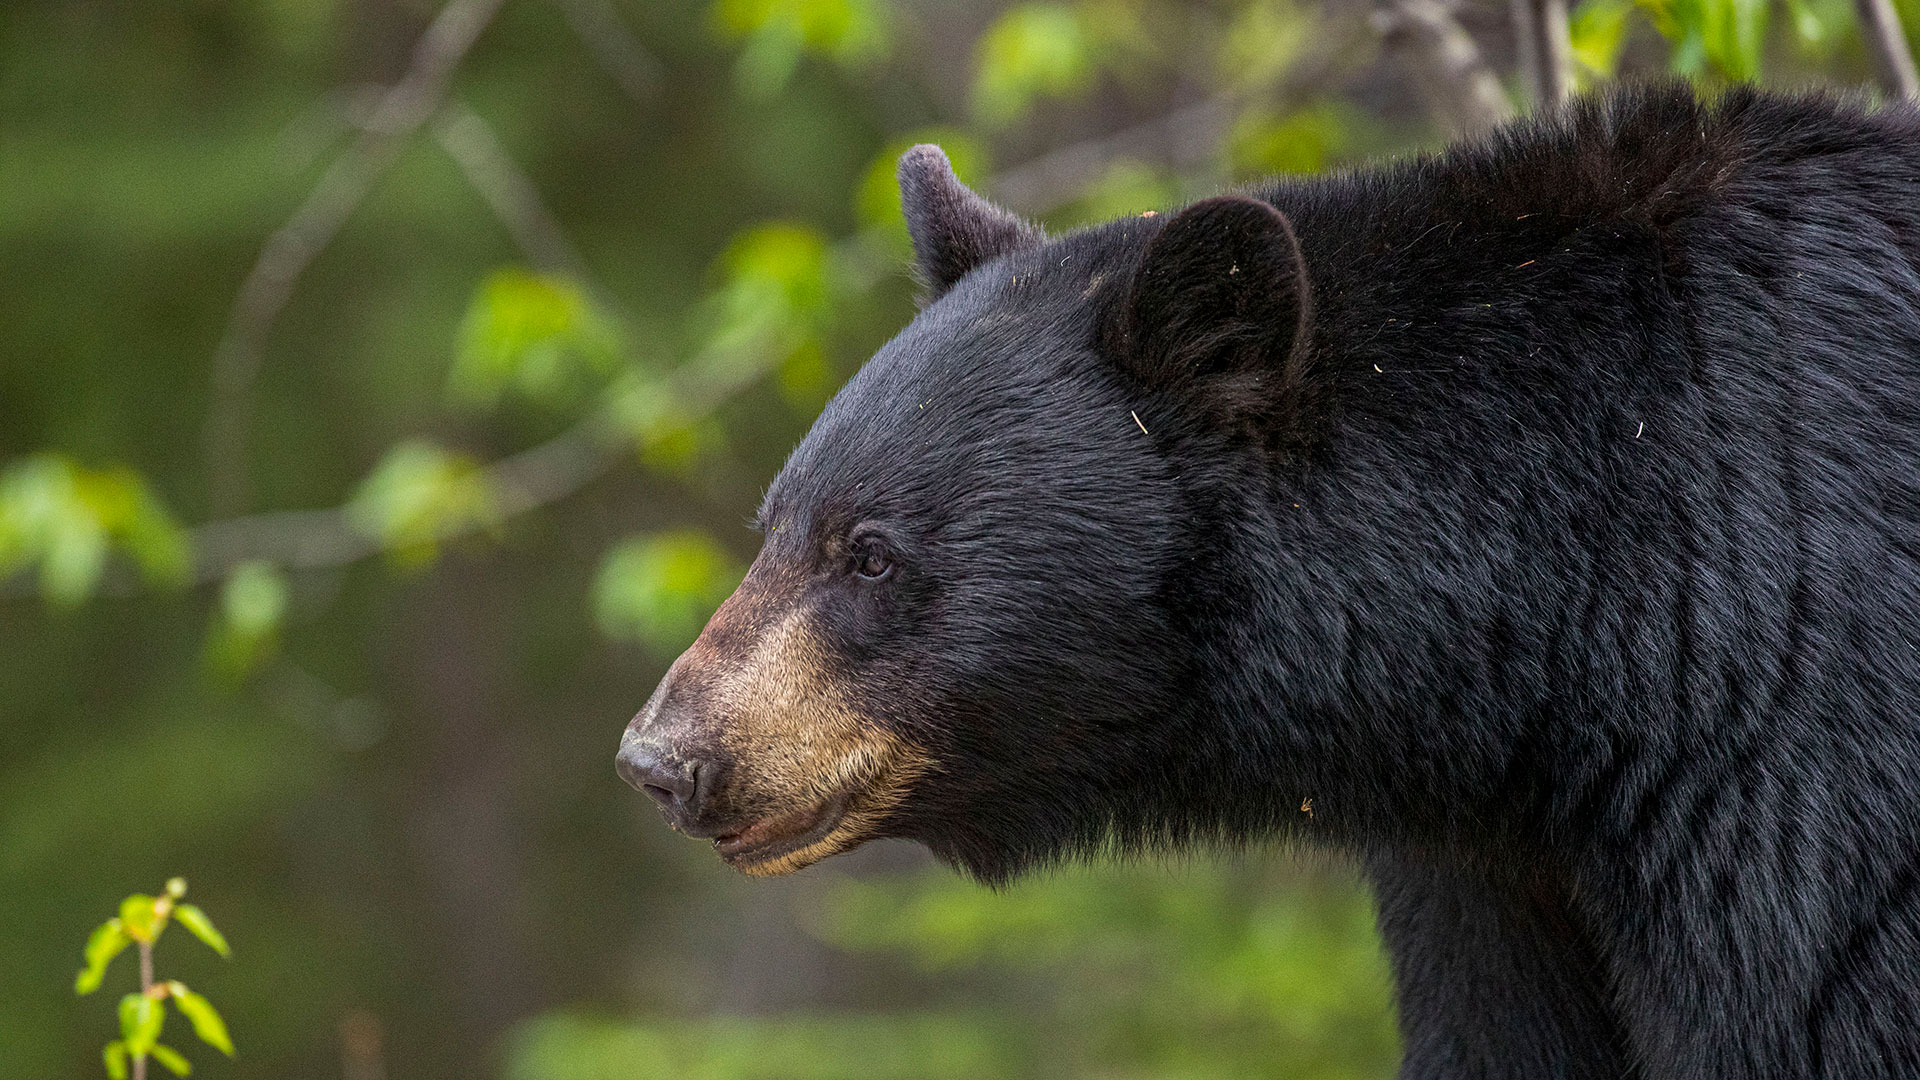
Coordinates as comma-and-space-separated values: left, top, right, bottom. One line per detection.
622, 82, 1920, 1077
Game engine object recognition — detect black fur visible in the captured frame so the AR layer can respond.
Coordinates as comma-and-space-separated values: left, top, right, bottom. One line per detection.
898, 144, 1045, 296
763, 83, 1920, 1076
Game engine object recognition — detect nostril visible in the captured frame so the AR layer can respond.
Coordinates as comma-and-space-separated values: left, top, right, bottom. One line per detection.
617, 741, 704, 816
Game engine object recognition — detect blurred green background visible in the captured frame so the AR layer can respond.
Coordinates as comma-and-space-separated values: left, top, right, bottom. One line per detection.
0, 0, 1904, 1077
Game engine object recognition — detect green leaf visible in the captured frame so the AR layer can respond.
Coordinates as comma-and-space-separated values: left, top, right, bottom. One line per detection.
171, 905, 229, 958
118, 895, 160, 942
345, 441, 499, 567
1569, 0, 1635, 80
972, 4, 1094, 127
0, 455, 189, 603
711, 0, 891, 95
103, 1041, 129, 1080
706, 223, 834, 356
452, 269, 619, 409
168, 984, 234, 1056
220, 563, 287, 641
149, 1043, 192, 1077
76, 918, 130, 994
593, 532, 743, 652
119, 992, 163, 1057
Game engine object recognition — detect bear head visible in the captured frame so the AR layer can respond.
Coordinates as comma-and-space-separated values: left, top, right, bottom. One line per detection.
617, 145, 1317, 881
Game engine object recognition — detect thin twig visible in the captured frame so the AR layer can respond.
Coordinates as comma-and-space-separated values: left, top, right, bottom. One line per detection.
1511, 0, 1571, 109
988, 13, 1371, 216
184, 325, 791, 588
551, 0, 663, 106
1373, 0, 1515, 135
202, 0, 511, 517
1856, 0, 1920, 100
433, 101, 595, 280
131, 941, 153, 1080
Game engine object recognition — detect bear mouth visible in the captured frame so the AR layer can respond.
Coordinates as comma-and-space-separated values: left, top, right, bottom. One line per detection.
713, 793, 850, 869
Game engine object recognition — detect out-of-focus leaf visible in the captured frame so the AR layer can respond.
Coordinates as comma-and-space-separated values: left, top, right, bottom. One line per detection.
172, 905, 229, 958
149, 1043, 191, 1076
345, 441, 498, 567
206, 561, 291, 679
220, 562, 287, 642
706, 223, 835, 355
0, 455, 188, 604
1570, 0, 1635, 80
1068, 158, 1178, 220
593, 532, 743, 652
972, 4, 1094, 128
118, 895, 160, 942
1227, 103, 1361, 180
119, 992, 162, 1057
1217, 0, 1311, 91
452, 269, 619, 409
1640, 0, 1768, 78
168, 984, 233, 1056
504, 1011, 1011, 1080
75, 918, 129, 995
712, 0, 891, 96
103, 1041, 128, 1080
636, 415, 727, 479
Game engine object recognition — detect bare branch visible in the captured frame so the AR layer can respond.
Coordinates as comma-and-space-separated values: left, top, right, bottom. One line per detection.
1511, 0, 1571, 110
433, 101, 595, 280
1856, 0, 1920, 100
1373, 0, 1515, 136
187, 328, 788, 588
202, 0, 511, 518
988, 14, 1373, 217
551, 0, 663, 106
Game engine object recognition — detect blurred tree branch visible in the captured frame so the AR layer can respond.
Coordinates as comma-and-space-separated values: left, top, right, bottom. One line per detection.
1512, 0, 1572, 108
1855, 0, 1920, 99
1373, 0, 1515, 134
989, 11, 1372, 216
433, 101, 597, 281
202, 0, 511, 519
552, 0, 663, 106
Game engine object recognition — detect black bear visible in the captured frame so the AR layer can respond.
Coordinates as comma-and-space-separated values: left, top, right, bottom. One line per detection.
617, 83, 1920, 1077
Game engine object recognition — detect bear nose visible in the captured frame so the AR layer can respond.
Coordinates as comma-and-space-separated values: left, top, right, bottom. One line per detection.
616, 741, 709, 820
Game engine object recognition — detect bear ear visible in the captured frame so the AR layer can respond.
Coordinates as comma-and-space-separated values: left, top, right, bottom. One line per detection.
899, 144, 1045, 297
1112, 195, 1312, 414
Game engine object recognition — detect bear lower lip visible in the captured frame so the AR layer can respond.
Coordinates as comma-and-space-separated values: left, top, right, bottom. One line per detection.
713, 795, 848, 866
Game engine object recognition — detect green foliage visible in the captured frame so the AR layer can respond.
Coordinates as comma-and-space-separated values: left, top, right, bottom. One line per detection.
1227, 102, 1362, 179
77, 879, 233, 1078
205, 560, 290, 680
346, 441, 499, 567
812, 861, 1399, 1079
1640, 0, 1771, 79
507, 1012, 1014, 1080
0, 455, 188, 604
452, 269, 621, 410
510, 859, 1397, 1080
1570, 0, 1636, 81
711, 0, 892, 97
707, 223, 837, 356
594, 531, 744, 652
1068, 158, 1180, 219
1217, 0, 1313, 92
972, 5, 1098, 127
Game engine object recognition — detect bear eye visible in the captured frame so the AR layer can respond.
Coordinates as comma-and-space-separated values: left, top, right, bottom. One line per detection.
852, 541, 893, 581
